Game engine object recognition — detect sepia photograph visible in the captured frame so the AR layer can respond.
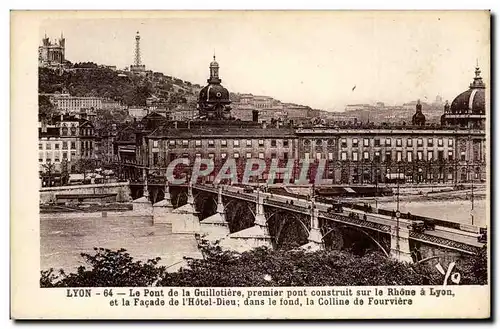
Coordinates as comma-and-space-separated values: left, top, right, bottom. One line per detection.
10, 9, 491, 319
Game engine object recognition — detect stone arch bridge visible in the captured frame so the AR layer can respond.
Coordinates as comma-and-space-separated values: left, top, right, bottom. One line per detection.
131, 179, 483, 264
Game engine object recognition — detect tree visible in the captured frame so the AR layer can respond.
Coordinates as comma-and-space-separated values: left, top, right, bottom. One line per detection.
75, 158, 97, 181
40, 243, 487, 288
39, 95, 57, 120
41, 162, 56, 187
60, 158, 69, 186
41, 248, 166, 287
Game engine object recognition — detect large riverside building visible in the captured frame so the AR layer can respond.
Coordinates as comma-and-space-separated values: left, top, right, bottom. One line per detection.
113, 58, 487, 185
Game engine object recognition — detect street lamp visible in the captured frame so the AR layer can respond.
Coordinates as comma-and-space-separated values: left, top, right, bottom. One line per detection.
396, 163, 400, 214
467, 133, 475, 226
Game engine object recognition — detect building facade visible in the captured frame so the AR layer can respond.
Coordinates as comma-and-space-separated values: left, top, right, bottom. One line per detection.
38, 115, 97, 175
52, 95, 104, 113
108, 58, 487, 186
296, 127, 485, 184
38, 33, 65, 68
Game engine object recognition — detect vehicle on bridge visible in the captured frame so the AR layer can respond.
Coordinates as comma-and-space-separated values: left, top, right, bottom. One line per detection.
408, 219, 436, 233
408, 220, 426, 233
326, 202, 343, 214
243, 186, 254, 193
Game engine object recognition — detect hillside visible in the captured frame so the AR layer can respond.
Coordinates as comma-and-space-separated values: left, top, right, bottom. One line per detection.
39, 62, 316, 112
39, 63, 196, 107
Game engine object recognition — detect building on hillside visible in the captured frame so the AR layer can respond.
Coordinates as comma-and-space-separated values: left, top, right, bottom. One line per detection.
38, 33, 65, 68
170, 109, 194, 121
128, 108, 148, 119
102, 99, 126, 111
345, 104, 374, 112
51, 95, 104, 113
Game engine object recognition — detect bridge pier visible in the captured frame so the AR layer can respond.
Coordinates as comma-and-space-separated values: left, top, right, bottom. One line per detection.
301, 206, 324, 252
131, 169, 152, 216
131, 195, 152, 216
153, 181, 174, 224
222, 193, 272, 252
389, 225, 413, 262
200, 186, 230, 241
142, 168, 149, 199
171, 182, 201, 234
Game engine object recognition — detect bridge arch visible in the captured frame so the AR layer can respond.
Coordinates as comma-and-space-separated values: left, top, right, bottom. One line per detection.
266, 209, 310, 249
195, 193, 218, 219
224, 199, 255, 218
322, 225, 390, 258
224, 199, 256, 233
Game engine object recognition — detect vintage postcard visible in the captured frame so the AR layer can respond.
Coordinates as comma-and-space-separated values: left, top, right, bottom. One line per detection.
11, 10, 490, 319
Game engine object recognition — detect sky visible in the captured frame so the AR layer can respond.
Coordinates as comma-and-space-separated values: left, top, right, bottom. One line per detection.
39, 11, 490, 111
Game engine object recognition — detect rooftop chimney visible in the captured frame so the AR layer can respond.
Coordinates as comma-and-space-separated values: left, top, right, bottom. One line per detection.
252, 110, 259, 122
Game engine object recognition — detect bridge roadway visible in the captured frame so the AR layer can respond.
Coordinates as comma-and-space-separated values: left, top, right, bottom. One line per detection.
193, 184, 483, 254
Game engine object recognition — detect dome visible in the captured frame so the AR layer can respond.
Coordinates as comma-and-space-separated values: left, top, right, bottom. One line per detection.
441, 64, 486, 129
199, 84, 230, 104
449, 88, 485, 115
210, 58, 219, 68
198, 54, 232, 120
412, 112, 426, 125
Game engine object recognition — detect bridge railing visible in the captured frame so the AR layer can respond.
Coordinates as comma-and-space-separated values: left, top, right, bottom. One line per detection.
264, 199, 308, 213
319, 211, 391, 233
223, 190, 257, 201
409, 231, 480, 255
338, 201, 463, 231
194, 184, 217, 193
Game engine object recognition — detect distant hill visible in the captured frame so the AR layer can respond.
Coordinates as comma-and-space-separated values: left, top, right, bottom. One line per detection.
39, 62, 317, 112
39, 66, 153, 106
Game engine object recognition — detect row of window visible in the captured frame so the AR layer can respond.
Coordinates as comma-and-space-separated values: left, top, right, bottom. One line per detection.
57, 99, 101, 105
153, 152, 290, 163
333, 150, 463, 162
337, 137, 453, 148
153, 139, 290, 148
60, 127, 94, 137
38, 151, 76, 162
302, 150, 463, 162
39, 141, 77, 150
154, 150, 471, 165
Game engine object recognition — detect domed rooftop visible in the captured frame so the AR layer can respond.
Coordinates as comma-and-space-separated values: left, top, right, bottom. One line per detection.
449, 65, 486, 115
210, 57, 219, 68
199, 83, 230, 104
411, 99, 426, 126
198, 54, 232, 120
450, 89, 485, 115
441, 64, 487, 129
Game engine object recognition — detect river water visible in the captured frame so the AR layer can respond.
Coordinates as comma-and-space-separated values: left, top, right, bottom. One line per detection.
41, 199, 488, 273
40, 216, 201, 274
369, 199, 488, 227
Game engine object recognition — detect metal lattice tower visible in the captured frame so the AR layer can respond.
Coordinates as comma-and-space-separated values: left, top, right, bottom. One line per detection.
134, 31, 141, 66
